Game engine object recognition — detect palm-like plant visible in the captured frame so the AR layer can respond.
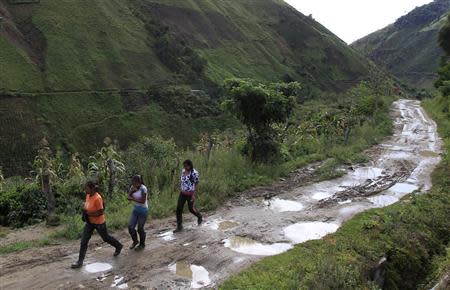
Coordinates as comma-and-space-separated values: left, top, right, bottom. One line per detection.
32, 138, 60, 225
88, 138, 125, 197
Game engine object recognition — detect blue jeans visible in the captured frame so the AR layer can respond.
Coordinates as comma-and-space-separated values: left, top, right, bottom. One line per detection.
128, 206, 148, 245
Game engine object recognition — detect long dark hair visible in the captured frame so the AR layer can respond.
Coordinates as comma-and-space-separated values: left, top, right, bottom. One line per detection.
183, 159, 194, 171
132, 175, 144, 185
85, 181, 99, 191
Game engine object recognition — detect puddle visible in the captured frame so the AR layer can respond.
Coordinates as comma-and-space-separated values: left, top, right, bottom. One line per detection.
219, 221, 239, 230
389, 183, 419, 194
338, 204, 367, 219
169, 261, 192, 279
223, 236, 293, 256
111, 276, 128, 289
350, 167, 383, 180
283, 222, 339, 244
158, 231, 175, 241
84, 262, 112, 273
191, 265, 211, 289
206, 220, 239, 231
312, 190, 334, 200
265, 198, 304, 212
368, 195, 399, 207
168, 262, 211, 289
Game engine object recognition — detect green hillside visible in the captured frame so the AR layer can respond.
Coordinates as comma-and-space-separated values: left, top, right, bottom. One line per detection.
352, 0, 450, 89
0, 0, 374, 175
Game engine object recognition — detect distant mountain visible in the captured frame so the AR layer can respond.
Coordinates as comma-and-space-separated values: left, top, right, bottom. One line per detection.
352, 0, 450, 89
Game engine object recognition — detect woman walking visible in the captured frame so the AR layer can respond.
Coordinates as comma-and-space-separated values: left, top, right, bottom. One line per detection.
127, 175, 149, 251
71, 181, 123, 269
174, 160, 203, 233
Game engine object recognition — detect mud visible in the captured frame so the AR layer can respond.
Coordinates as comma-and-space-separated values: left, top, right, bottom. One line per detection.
0, 100, 442, 289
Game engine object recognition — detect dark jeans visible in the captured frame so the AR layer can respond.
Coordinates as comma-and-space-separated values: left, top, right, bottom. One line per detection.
77, 222, 122, 263
176, 193, 202, 228
128, 208, 148, 245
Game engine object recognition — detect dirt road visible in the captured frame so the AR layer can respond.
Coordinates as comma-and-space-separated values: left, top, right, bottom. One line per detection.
0, 99, 442, 290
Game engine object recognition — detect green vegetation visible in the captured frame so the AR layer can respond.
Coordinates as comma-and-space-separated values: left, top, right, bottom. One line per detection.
221, 23, 450, 288
221, 95, 450, 288
439, 14, 450, 54
352, 0, 450, 89
222, 79, 298, 161
0, 82, 394, 244
0, 0, 376, 176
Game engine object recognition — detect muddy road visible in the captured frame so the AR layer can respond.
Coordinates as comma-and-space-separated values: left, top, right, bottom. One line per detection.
0, 100, 442, 289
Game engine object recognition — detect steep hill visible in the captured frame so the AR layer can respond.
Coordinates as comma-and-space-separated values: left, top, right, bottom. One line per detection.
0, 0, 374, 175
352, 0, 450, 89
0, 0, 372, 92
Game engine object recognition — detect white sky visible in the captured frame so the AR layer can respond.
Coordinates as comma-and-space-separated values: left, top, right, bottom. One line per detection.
284, 0, 434, 43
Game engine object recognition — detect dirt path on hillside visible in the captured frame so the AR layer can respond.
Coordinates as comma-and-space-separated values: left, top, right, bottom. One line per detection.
0, 100, 442, 290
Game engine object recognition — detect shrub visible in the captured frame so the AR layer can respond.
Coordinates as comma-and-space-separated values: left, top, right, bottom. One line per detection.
0, 184, 46, 227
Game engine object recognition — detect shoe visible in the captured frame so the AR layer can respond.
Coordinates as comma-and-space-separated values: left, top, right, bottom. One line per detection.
71, 261, 83, 269
197, 216, 203, 226
129, 241, 139, 250
135, 244, 145, 251
114, 244, 123, 257
173, 226, 183, 233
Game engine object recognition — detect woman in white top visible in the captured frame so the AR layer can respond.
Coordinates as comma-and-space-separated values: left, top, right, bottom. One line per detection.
127, 175, 149, 251
174, 160, 203, 233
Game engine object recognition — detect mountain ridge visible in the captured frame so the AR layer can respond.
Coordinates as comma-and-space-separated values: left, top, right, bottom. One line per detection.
352, 0, 450, 89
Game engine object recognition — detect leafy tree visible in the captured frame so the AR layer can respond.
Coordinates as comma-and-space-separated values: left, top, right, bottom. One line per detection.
223, 79, 298, 161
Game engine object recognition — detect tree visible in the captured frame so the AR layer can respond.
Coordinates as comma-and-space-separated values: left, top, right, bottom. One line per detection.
223, 79, 298, 161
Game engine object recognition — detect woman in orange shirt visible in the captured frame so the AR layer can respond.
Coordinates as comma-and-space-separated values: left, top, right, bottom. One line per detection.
71, 181, 123, 269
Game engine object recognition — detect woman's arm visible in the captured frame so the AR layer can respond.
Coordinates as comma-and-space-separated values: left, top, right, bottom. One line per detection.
133, 192, 147, 204
128, 187, 147, 204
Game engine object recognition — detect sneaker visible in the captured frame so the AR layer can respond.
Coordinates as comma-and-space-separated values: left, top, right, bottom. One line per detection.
135, 244, 145, 251
114, 244, 123, 257
129, 241, 139, 250
197, 216, 203, 226
71, 261, 83, 269
173, 226, 183, 233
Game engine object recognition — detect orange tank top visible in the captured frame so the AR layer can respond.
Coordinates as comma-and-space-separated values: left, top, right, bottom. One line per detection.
83, 192, 106, 224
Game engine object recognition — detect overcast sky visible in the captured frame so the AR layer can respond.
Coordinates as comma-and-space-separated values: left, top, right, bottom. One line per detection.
284, 0, 434, 43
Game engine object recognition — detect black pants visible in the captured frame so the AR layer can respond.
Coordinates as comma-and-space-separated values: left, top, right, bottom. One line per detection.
77, 222, 122, 262
176, 193, 202, 228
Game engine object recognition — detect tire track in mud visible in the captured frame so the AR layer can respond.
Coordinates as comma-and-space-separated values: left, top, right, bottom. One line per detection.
0, 100, 442, 290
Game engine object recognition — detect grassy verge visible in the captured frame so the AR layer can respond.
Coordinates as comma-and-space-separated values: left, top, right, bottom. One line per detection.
221, 96, 450, 290
0, 238, 53, 255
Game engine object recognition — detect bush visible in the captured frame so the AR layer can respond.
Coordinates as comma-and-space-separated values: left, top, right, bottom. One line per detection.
0, 184, 47, 227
